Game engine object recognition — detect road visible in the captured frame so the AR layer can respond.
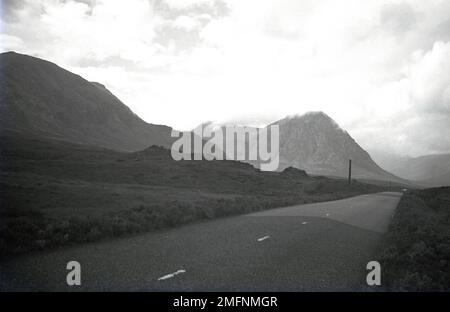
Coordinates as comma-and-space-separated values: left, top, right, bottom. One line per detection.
0, 192, 402, 291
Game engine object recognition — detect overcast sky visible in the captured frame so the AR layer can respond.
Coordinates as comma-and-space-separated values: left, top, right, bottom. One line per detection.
1, 0, 450, 157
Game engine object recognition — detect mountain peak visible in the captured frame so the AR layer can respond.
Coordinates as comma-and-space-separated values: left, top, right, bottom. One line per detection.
1, 51, 44, 63
279, 111, 331, 121
272, 111, 402, 182
302, 111, 329, 117
91, 81, 106, 89
1, 51, 18, 56
305, 111, 332, 119
276, 111, 341, 131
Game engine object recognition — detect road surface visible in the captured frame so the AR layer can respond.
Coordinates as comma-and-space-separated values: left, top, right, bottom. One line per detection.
0, 192, 402, 291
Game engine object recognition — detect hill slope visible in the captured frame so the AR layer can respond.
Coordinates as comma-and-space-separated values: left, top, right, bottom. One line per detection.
395, 154, 450, 187
0, 51, 173, 151
370, 151, 450, 187
273, 112, 404, 182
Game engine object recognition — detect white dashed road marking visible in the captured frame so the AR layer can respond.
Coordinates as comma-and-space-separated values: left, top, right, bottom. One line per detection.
302, 222, 308, 224
257, 236, 270, 242
157, 269, 186, 281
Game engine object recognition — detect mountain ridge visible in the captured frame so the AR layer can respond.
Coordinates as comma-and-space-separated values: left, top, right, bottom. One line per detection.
370, 150, 450, 187
0, 51, 174, 151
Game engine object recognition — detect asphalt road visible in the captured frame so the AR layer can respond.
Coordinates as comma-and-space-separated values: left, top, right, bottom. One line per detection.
0, 192, 402, 291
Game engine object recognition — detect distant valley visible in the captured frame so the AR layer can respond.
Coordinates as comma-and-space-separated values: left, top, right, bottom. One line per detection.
370, 151, 450, 187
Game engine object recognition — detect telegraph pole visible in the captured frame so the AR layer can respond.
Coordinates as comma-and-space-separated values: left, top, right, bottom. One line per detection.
348, 159, 352, 185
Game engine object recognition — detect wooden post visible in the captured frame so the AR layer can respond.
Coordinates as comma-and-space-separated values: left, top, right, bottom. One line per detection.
348, 159, 352, 185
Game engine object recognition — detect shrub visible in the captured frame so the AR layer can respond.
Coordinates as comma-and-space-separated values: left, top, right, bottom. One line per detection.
377, 188, 450, 291
1, 184, 384, 257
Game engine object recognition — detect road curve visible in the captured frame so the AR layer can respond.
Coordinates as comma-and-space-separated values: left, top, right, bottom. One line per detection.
0, 192, 402, 291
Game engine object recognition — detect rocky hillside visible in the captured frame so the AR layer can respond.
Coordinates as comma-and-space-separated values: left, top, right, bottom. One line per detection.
0, 51, 173, 151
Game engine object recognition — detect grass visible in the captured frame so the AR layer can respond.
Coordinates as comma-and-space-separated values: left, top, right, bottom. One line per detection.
0, 134, 386, 257
377, 187, 450, 291
0, 192, 362, 256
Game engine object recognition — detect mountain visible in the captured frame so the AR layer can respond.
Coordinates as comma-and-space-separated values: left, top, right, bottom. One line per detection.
199, 112, 406, 182
370, 152, 450, 187
272, 112, 404, 182
0, 51, 173, 151
0, 52, 421, 184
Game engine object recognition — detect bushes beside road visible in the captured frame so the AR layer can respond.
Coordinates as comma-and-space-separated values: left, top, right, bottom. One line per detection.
377, 187, 450, 291
0, 187, 377, 257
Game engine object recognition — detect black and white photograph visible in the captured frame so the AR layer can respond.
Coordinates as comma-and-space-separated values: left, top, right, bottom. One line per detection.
0, 0, 449, 308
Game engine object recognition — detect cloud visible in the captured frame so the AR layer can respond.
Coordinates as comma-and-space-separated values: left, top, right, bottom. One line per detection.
173, 15, 199, 30
380, 2, 418, 36
348, 40, 450, 156
0, 0, 27, 22
164, 0, 215, 10
0, 34, 24, 52
409, 41, 450, 114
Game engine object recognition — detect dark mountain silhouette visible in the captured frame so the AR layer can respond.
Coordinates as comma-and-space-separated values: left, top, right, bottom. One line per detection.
0, 51, 173, 151
272, 112, 405, 182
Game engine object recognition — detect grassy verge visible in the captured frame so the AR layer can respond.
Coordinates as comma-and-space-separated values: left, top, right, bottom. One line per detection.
377, 187, 450, 291
0, 178, 378, 257
0, 171, 380, 256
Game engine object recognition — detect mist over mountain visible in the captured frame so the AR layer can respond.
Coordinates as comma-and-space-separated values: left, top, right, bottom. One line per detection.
201, 113, 406, 182
272, 112, 403, 182
0, 52, 173, 151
